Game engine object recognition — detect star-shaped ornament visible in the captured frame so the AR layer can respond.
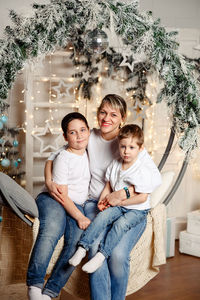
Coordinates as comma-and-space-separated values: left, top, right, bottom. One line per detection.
119, 46, 135, 72
131, 100, 149, 120
52, 80, 74, 99
81, 71, 92, 81
120, 49, 147, 72
32, 122, 62, 153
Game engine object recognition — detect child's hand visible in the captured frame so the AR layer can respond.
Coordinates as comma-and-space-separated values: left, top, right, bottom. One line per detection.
98, 199, 110, 211
77, 216, 91, 230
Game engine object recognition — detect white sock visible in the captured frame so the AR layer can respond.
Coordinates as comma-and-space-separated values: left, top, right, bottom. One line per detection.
42, 294, 51, 300
68, 246, 87, 266
82, 252, 105, 273
28, 286, 43, 300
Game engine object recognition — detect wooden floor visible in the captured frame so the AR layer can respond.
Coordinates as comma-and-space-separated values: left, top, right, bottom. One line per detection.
126, 241, 200, 300
61, 241, 200, 300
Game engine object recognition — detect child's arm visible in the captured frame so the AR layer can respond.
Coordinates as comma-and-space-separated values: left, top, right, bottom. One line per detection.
102, 186, 135, 207
45, 160, 66, 202
98, 181, 112, 211
57, 185, 91, 230
121, 192, 148, 206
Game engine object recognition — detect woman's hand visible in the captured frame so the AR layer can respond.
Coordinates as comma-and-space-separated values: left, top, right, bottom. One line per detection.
103, 191, 123, 207
77, 216, 91, 230
46, 180, 65, 203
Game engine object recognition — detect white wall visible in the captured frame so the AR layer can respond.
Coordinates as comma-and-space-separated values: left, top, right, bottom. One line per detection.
0, 0, 200, 223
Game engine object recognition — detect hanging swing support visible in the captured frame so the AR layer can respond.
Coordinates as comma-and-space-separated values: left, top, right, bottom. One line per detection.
157, 125, 189, 205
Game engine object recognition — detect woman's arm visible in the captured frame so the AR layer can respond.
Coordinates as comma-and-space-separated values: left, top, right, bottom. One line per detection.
45, 160, 65, 202
57, 185, 91, 230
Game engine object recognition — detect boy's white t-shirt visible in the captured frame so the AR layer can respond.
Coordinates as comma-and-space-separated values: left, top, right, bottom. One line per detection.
105, 148, 162, 210
48, 128, 120, 200
45, 148, 90, 205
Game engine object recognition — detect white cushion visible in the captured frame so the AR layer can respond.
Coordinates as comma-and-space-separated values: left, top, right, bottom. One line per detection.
151, 171, 175, 208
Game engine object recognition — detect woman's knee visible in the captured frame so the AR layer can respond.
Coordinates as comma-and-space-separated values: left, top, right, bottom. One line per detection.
108, 249, 129, 278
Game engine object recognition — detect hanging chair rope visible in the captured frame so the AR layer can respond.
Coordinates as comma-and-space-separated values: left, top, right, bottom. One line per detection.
163, 153, 189, 206
158, 126, 175, 171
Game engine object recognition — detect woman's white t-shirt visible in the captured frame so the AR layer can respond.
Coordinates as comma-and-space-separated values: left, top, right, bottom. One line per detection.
87, 128, 120, 200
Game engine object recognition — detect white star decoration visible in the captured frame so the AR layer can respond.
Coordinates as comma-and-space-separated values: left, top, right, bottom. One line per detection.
120, 48, 147, 72
82, 71, 91, 81
52, 80, 74, 99
119, 46, 135, 72
131, 100, 149, 120
32, 122, 62, 153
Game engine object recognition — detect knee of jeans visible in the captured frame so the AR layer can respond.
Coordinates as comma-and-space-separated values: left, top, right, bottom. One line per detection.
113, 217, 132, 232
39, 218, 64, 239
108, 248, 129, 277
84, 201, 99, 221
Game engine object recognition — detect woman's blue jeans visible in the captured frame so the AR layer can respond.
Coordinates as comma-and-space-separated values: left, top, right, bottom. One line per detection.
27, 194, 146, 299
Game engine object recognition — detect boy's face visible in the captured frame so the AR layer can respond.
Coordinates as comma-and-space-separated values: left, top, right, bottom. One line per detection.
65, 119, 90, 152
119, 137, 143, 165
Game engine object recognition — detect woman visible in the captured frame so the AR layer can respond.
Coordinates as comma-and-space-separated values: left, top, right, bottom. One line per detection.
37, 94, 147, 300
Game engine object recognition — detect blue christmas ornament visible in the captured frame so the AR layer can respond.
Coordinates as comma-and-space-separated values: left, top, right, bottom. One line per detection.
0, 121, 3, 130
1, 158, 10, 167
13, 140, 19, 147
0, 138, 4, 144
1, 115, 8, 124
12, 160, 19, 168
17, 158, 22, 163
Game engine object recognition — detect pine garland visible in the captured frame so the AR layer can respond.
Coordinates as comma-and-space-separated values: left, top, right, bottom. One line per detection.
0, 0, 199, 153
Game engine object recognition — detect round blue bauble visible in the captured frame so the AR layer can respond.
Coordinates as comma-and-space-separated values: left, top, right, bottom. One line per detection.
0, 121, 3, 130
13, 140, 19, 147
1, 158, 10, 167
1, 115, 8, 124
12, 160, 19, 168
17, 158, 22, 163
0, 138, 4, 144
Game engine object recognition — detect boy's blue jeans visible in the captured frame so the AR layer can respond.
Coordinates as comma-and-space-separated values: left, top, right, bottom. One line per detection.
26, 193, 147, 299
79, 206, 149, 258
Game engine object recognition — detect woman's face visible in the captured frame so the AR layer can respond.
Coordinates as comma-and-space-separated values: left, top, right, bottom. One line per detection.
97, 103, 124, 140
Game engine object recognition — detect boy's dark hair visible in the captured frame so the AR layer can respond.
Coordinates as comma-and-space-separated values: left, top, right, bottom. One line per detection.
118, 124, 144, 147
61, 112, 89, 137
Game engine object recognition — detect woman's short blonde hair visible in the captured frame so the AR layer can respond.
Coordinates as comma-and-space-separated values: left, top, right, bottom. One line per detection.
97, 94, 127, 119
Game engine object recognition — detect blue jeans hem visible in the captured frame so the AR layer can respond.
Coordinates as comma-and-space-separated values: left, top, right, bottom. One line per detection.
27, 282, 44, 289
42, 287, 59, 298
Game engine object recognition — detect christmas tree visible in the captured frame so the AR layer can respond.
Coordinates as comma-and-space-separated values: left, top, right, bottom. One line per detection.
0, 99, 24, 182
